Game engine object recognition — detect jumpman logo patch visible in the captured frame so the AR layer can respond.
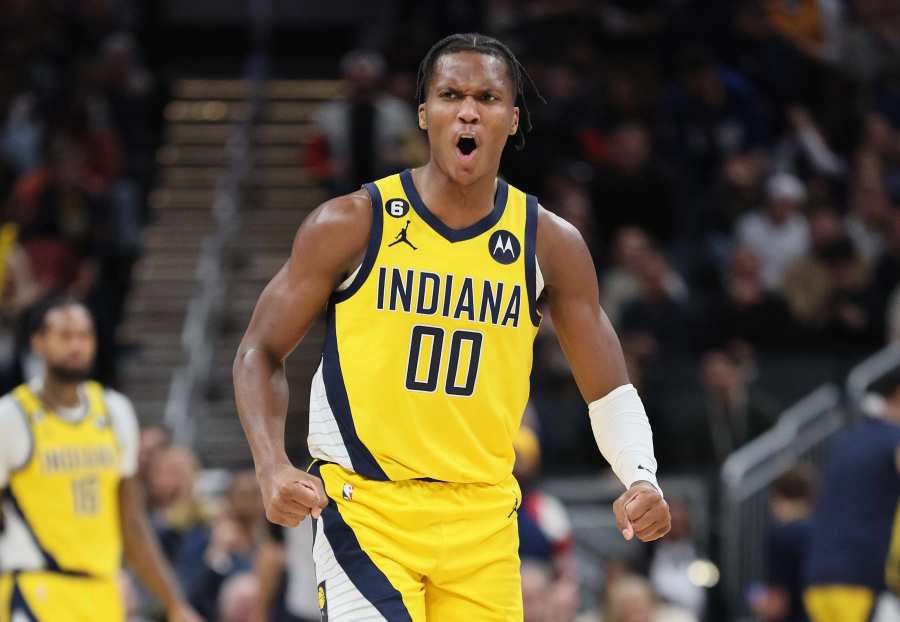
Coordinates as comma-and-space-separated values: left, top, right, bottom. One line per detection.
389, 220, 417, 250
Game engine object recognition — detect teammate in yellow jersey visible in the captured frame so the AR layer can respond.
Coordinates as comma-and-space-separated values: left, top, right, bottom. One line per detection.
234, 33, 671, 621
0, 298, 199, 622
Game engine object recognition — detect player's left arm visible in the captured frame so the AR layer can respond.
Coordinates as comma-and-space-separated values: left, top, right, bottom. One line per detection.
119, 477, 201, 622
536, 205, 671, 542
108, 390, 201, 622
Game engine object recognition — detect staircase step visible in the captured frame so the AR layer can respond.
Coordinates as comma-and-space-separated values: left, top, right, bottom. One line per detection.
254, 124, 314, 145
157, 145, 301, 167
150, 189, 216, 210
265, 80, 345, 100
165, 100, 250, 123
172, 79, 344, 101
263, 102, 320, 122
250, 187, 328, 208
166, 123, 315, 146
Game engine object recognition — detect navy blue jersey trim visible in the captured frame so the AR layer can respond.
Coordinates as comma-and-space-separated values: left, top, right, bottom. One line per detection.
1, 490, 80, 576
333, 183, 384, 303
311, 463, 413, 622
524, 194, 542, 327
10, 577, 38, 621
400, 169, 508, 243
320, 304, 389, 480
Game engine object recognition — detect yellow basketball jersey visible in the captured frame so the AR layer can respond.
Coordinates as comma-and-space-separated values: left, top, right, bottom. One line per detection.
5, 382, 122, 578
308, 169, 541, 484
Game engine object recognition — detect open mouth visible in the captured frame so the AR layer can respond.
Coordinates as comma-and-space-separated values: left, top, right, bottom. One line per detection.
457, 136, 477, 158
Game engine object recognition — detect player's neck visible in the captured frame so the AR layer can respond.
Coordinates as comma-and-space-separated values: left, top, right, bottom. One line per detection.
414, 163, 498, 226
41, 375, 81, 410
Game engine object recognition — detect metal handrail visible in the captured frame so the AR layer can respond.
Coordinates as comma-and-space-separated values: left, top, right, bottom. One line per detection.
846, 343, 900, 418
163, 0, 271, 445
721, 385, 841, 496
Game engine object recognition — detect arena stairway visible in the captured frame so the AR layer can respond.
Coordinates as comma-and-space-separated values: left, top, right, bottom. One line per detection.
120, 78, 343, 467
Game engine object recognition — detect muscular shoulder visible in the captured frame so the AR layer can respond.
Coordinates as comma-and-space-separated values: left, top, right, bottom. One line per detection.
293, 189, 373, 276
308, 189, 371, 228
535, 204, 593, 293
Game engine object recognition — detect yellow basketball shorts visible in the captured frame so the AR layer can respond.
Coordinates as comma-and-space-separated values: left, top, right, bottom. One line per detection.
0, 571, 123, 622
804, 585, 876, 622
310, 461, 524, 621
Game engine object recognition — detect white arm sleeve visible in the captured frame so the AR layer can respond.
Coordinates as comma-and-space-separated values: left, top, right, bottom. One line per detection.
104, 389, 140, 477
0, 396, 32, 488
589, 384, 661, 494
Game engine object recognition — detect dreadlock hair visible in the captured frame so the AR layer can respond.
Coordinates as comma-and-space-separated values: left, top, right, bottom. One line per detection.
415, 33, 544, 151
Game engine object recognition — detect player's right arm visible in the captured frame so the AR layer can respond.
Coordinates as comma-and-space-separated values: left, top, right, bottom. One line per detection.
233, 190, 373, 527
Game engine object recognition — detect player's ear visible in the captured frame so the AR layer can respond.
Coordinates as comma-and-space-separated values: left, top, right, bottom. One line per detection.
510, 107, 519, 136
418, 104, 427, 130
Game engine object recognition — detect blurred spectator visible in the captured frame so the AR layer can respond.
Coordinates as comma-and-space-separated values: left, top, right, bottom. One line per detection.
619, 249, 692, 362
137, 424, 172, 494
660, 49, 768, 187
179, 470, 265, 621
772, 106, 846, 179
147, 446, 209, 563
601, 228, 686, 327
750, 467, 816, 622
782, 206, 846, 330
846, 149, 893, 265
705, 246, 797, 350
578, 574, 697, 622
647, 499, 707, 618
522, 560, 555, 622
698, 149, 766, 251
545, 170, 598, 261
736, 172, 810, 290
696, 350, 779, 465
590, 122, 676, 248
12, 132, 107, 297
255, 520, 319, 622
219, 572, 261, 622
0, 219, 41, 390
875, 208, 900, 340
815, 237, 881, 350
765, 0, 845, 64
304, 49, 423, 194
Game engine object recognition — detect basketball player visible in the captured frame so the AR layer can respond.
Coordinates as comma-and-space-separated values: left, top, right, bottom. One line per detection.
234, 33, 670, 621
0, 298, 199, 622
804, 369, 900, 622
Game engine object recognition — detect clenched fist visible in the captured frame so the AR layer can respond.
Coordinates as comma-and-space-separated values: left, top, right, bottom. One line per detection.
259, 463, 328, 527
613, 481, 670, 542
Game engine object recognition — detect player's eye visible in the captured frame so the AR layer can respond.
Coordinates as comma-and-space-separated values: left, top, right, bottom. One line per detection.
440, 90, 458, 99
480, 93, 498, 102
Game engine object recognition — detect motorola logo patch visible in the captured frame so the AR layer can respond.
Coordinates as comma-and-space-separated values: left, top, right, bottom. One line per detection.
488, 230, 520, 264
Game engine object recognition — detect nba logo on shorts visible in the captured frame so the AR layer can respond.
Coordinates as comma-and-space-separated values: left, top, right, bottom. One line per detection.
342, 483, 353, 501
317, 581, 327, 621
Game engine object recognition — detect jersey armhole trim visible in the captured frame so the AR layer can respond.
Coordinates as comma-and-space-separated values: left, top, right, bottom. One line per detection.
332, 183, 383, 303
524, 193, 542, 327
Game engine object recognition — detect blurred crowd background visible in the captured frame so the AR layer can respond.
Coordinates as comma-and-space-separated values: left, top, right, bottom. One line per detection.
2, 0, 900, 621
